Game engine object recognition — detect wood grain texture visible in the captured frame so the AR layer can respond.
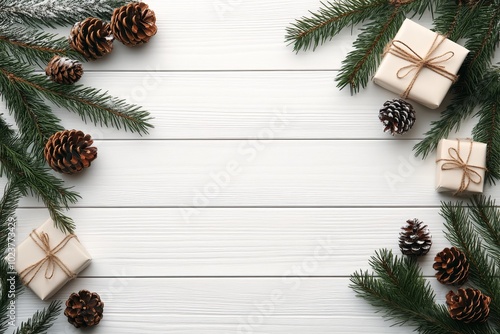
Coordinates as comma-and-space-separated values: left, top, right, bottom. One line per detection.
15, 278, 453, 334
15, 208, 449, 277
3, 1, 497, 333
7, 140, 498, 208
2, 71, 475, 140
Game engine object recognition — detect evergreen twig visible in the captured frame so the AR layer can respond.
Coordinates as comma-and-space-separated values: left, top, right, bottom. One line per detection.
350, 249, 497, 334
0, 118, 79, 233
351, 196, 500, 333
13, 301, 61, 334
0, 58, 153, 135
335, 5, 403, 92
287, 0, 499, 178
0, 183, 23, 334
441, 199, 500, 323
0, 25, 82, 66
0, 0, 133, 28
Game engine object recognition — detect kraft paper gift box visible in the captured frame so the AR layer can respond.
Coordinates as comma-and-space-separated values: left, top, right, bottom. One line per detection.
436, 139, 487, 195
11, 218, 91, 300
373, 19, 469, 109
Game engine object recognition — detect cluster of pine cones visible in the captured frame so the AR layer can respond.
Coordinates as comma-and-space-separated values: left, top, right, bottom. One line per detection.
43, 2, 157, 175
398, 219, 491, 324
45, 2, 157, 85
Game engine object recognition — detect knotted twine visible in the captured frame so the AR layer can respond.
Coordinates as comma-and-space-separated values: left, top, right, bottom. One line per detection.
437, 139, 487, 194
384, 33, 458, 99
19, 230, 77, 285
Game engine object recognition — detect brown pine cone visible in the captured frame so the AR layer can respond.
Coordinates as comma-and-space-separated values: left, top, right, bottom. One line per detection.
69, 17, 113, 60
446, 288, 491, 323
433, 247, 470, 285
111, 2, 157, 46
399, 218, 432, 256
65, 290, 104, 328
45, 55, 83, 85
44, 130, 97, 174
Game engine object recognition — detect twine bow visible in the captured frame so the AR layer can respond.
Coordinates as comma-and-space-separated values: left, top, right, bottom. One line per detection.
437, 139, 486, 194
19, 230, 77, 286
384, 34, 458, 99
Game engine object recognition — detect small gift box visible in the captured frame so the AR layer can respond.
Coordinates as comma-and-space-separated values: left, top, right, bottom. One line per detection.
436, 139, 487, 195
11, 218, 91, 300
373, 19, 469, 109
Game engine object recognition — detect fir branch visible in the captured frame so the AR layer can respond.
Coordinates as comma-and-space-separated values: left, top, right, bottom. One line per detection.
0, 58, 64, 158
0, 61, 153, 135
285, 0, 389, 52
335, 6, 404, 92
0, 181, 21, 255
413, 8, 499, 161
467, 196, 500, 267
350, 249, 496, 334
413, 83, 478, 158
13, 300, 61, 334
440, 200, 500, 323
0, 25, 82, 66
0, 118, 79, 233
0, 0, 133, 29
472, 76, 500, 182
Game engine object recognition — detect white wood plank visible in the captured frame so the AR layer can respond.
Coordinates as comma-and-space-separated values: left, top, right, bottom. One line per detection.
14, 278, 453, 334
75, 0, 357, 71
8, 140, 497, 208
15, 208, 450, 277
0, 71, 476, 140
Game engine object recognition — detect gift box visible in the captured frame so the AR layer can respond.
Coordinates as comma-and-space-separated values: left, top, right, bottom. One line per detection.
11, 218, 91, 300
373, 19, 469, 109
436, 139, 487, 195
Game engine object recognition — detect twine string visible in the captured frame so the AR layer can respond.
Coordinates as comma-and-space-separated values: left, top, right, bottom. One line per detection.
18, 230, 77, 286
384, 34, 458, 99
437, 139, 486, 194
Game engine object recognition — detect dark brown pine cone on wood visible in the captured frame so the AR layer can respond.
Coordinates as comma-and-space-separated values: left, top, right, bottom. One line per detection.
65, 290, 104, 328
446, 288, 491, 323
378, 99, 416, 135
44, 130, 97, 174
111, 2, 157, 46
69, 17, 113, 60
433, 247, 470, 285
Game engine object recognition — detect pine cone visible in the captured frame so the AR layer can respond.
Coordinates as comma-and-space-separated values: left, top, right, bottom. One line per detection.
69, 17, 113, 60
433, 247, 470, 285
111, 2, 157, 46
399, 219, 432, 256
65, 290, 104, 328
378, 99, 416, 135
45, 55, 83, 85
446, 288, 491, 323
44, 130, 97, 174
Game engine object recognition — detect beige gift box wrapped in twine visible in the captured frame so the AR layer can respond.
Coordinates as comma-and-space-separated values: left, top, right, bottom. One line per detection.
12, 219, 92, 300
374, 19, 469, 109
436, 139, 487, 195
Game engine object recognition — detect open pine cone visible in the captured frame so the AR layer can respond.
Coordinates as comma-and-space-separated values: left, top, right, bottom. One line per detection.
111, 2, 157, 46
399, 218, 432, 256
69, 17, 113, 60
65, 290, 104, 328
446, 288, 491, 323
45, 55, 83, 85
44, 130, 97, 174
433, 247, 470, 285
378, 99, 416, 135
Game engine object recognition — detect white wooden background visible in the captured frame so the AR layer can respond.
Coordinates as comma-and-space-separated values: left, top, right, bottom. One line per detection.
3, 1, 500, 333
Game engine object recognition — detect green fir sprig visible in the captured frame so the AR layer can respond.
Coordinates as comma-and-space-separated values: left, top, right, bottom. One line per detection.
351, 195, 500, 333
13, 301, 61, 334
286, 0, 499, 180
